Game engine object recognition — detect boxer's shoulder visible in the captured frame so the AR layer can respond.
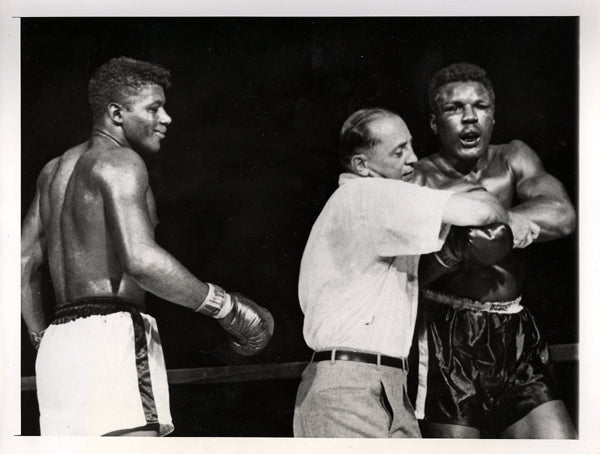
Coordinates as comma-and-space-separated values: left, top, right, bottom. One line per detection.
490, 140, 534, 161
51, 142, 90, 175
91, 146, 147, 181
490, 140, 542, 178
38, 156, 61, 182
414, 154, 438, 169
412, 154, 441, 186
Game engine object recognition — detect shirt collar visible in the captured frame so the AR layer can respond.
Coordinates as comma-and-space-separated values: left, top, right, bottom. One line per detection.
338, 172, 362, 186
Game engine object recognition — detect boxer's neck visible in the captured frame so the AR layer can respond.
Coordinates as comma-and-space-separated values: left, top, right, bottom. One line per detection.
437, 148, 488, 177
91, 128, 127, 148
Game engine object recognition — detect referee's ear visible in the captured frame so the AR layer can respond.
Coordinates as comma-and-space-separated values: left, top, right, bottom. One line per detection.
350, 153, 370, 177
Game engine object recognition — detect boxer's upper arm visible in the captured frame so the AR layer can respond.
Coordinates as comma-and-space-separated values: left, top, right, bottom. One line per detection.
96, 152, 208, 310
97, 153, 157, 273
509, 140, 571, 202
21, 160, 57, 268
21, 161, 56, 333
507, 140, 575, 237
21, 187, 47, 272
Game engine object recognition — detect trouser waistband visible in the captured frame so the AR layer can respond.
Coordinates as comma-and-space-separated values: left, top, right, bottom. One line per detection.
312, 349, 408, 371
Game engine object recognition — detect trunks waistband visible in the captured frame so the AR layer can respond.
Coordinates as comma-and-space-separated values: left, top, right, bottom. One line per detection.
421, 288, 523, 314
52, 297, 147, 325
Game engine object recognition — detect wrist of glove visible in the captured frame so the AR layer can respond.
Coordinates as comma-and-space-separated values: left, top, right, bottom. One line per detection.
193, 283, 234, 319
193, 283, 274, 356
435, 222, 513, 268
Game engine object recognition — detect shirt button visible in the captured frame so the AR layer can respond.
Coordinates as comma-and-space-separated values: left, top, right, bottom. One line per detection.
407, 274, 416, 282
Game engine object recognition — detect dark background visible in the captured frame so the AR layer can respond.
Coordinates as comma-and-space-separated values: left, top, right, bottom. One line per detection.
20, 17, 578, 436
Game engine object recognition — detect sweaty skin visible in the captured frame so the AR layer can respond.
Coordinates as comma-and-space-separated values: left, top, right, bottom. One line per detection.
413, 140, 575, 303
63, 140, 158, 303
23, 135, 162, 315
413, 74, 576, 440
21, 84, 210, 336
20, 81, 194, 437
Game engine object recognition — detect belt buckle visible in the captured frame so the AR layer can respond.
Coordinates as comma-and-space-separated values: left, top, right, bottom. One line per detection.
330, 348, 336, 365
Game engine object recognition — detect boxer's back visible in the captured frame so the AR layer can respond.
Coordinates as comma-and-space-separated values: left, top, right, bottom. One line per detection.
40, 140, 149, 308
37, 143, 88, 306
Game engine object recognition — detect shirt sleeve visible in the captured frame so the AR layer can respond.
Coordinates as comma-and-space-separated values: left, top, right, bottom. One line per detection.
361, 179, 454, 257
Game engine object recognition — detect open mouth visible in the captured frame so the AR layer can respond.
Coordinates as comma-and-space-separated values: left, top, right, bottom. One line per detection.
459, 130, 480, 148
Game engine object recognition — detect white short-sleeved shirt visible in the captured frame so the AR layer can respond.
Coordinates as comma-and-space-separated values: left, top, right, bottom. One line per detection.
299, 173, 454, 358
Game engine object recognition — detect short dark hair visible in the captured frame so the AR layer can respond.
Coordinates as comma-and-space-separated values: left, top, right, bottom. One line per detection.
428, 63, 495, 114
88, 57, 171, 121
338, 108, 397, 170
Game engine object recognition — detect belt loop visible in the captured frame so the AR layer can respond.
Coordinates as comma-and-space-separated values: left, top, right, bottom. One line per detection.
376, 353, 381, 370
310, 351, 316, 363
330, 349, 336, 365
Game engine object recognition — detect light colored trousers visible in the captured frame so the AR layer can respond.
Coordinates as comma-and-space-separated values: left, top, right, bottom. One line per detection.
293, 359, 421, 438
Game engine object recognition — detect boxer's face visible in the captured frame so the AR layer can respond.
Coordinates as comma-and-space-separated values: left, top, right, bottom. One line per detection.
430, 81, 495, 164
121, 84, 172, 154
361, 115, 417, 180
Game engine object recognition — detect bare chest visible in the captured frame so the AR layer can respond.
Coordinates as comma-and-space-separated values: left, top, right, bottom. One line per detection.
417, 155, 516, 208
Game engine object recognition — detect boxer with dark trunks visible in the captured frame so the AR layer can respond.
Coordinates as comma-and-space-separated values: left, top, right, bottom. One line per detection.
21, 57, 274, 436
294, 108, 513, 438
412, 62, 577, 438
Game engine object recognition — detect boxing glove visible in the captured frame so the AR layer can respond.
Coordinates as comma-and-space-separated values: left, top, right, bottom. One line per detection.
435, 222, 513, 268
194, 283, 274, 356
218, 293, 275, 356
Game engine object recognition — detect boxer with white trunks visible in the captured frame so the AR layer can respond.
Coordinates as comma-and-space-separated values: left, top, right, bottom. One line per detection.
21, 57, 274, 436
412, 62, 577, 438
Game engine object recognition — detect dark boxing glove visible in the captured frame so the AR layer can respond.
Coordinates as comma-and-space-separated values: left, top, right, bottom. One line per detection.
193, 283, 274, 356
435, 222, 513, 268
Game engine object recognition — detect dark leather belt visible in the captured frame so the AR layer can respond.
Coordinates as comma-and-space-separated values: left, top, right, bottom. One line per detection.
312, 350, 408, 371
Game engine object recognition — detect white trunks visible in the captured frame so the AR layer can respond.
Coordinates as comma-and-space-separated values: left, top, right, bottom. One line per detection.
35, 298, 174, 436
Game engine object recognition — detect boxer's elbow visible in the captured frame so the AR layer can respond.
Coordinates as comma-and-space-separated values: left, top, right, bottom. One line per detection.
541, 197, 576, 239
473, 201, 509, 226
121, 243, 161, 283
21, 254, 44, 286
557, 202, 576, 236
